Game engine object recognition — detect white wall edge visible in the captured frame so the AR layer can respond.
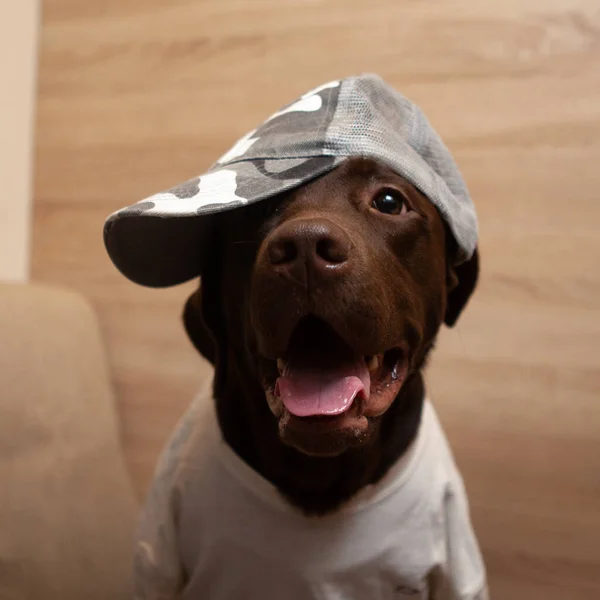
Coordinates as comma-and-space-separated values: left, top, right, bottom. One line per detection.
0, 1, 41, 283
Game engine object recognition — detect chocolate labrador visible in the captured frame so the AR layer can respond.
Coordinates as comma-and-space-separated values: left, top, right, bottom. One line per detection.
183, 156, 478, 515
115, 75, 489, 599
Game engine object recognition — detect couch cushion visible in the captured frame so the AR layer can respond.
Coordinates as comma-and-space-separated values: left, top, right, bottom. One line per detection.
0, 283, 137, 600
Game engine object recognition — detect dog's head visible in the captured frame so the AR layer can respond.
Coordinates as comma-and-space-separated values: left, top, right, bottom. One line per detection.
184, 157, 479, 458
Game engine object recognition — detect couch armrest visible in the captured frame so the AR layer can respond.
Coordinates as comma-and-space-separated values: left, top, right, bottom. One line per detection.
0, 283, 137, 600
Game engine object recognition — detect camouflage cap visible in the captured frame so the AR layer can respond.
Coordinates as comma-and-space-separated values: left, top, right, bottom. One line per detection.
104, 74, 478, 287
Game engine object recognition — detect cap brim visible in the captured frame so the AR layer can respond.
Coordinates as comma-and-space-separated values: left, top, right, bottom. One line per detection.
104, 155, 343, 287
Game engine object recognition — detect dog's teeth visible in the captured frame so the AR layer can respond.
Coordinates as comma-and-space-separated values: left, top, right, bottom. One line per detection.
366, 355, 380, 372
277, 358, 285, 375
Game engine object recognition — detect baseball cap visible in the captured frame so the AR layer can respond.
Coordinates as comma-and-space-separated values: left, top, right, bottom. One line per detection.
104, 74, 477, 287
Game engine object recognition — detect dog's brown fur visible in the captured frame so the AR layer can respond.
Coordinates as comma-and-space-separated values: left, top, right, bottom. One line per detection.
183, 158, 478, 515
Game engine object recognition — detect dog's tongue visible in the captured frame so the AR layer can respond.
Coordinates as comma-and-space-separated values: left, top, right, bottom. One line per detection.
276, 357, 370, 417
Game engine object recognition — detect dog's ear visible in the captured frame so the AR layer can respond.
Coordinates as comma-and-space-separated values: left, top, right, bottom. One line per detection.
182, 215, 230, 366
444, 247, 479, 327
183, 286, 217, 365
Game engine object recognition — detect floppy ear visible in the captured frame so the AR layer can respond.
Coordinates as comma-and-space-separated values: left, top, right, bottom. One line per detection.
444, 247, 480, 327
182, 214, 230, 366
183, 286, 217, 365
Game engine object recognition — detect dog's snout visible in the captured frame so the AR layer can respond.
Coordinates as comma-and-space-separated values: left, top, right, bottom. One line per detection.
267, 219, 351, 279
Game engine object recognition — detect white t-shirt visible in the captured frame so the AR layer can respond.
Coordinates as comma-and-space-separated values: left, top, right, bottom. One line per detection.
134, 382, 489, 600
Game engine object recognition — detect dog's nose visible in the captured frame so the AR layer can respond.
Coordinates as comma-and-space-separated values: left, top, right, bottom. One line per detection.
267, 219, 351, 279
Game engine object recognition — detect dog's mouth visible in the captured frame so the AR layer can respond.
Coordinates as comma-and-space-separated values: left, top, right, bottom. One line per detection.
264, 316, 408, 426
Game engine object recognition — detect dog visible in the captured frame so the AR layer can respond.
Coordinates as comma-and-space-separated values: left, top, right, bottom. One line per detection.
104, 75, 488, 599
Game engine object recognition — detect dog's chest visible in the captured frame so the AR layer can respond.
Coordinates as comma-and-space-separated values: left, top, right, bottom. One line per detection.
173, 444, 442, 600
177, 503, 434, 599
136, 399, 487, 598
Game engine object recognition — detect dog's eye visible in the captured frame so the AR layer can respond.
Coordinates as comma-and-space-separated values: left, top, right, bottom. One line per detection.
371, 190, 408, 215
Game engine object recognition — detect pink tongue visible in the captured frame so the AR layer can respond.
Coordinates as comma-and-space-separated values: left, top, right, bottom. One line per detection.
276, 360, 371, 417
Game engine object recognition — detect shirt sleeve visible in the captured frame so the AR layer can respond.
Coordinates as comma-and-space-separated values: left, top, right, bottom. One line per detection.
133, 399, 203, 600
133, 472, 183, 600
429, 470, 490, 600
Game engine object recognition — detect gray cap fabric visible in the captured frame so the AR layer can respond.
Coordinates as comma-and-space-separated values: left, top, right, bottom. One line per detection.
104, 74, 478, 287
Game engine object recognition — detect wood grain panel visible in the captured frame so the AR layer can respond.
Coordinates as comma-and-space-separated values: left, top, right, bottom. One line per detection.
33, 1, 600, 597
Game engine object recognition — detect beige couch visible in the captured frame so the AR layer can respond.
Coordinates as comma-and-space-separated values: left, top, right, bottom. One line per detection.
0, 283, 137, 599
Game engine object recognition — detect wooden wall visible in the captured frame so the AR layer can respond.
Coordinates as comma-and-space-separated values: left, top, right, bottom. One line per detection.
33, 1, 600, 598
